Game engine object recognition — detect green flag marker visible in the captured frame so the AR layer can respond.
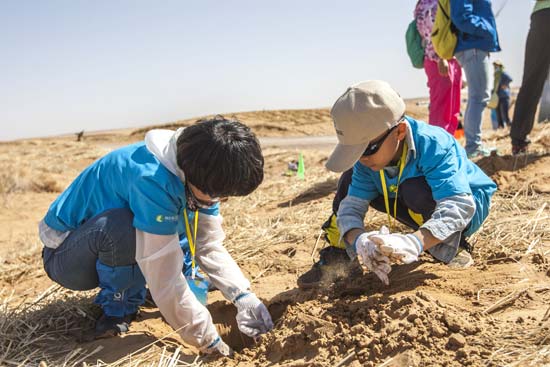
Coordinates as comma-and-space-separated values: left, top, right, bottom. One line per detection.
297, 152, 305, 179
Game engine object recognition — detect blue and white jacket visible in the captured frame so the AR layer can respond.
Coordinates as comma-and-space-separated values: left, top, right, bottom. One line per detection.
39, 128, 250, 350
337, 117, 497, 263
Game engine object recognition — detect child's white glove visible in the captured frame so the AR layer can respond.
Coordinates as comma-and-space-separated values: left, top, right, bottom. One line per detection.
368, 231, 423, 264
203, 336, 234, 357
355, 229, 392, 285
234, 293, 273, 338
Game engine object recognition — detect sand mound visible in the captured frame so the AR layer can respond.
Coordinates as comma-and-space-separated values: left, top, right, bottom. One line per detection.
248, 292, 487, 366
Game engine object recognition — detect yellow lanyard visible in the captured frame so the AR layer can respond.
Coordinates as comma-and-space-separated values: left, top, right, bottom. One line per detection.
379, 142, 408, 231
183, 208, 199, 279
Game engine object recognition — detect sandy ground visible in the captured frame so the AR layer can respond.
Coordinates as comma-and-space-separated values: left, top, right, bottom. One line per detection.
1, 99, 549, 366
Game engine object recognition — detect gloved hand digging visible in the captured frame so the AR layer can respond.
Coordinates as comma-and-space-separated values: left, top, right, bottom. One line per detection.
354, 228, 392, 285
203, 336, 234, 357
369, 230, 423, 264
234, 292, 273, 338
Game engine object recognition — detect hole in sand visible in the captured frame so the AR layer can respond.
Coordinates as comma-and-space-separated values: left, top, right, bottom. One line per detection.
207, 300, 289, 352
208, 301, 253, 351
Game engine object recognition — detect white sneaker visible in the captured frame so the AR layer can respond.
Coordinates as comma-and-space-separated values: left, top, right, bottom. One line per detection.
448, 250, 474, 269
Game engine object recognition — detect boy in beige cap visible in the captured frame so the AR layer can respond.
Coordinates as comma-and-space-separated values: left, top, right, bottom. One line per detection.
298, 80, 496, 288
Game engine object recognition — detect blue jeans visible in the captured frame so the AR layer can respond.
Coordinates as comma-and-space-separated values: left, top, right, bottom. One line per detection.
497, 96, 511, 128
490, 108, 499, 130
43, 208, 147, 317
43, 208, 208, 316
455, 49, 491, 154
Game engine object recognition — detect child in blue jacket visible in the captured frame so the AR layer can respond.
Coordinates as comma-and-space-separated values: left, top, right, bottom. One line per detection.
39, 117, 273, 356
298, 81, 496, 288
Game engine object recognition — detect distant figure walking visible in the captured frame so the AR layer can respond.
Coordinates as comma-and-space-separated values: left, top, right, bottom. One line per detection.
510, 1, 550, 154
414, 0, 462, 135
451, 0, 500, 158
491, 60, 512, 129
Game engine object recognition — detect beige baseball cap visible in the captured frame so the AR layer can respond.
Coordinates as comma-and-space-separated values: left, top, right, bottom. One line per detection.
325, 80, 406, 172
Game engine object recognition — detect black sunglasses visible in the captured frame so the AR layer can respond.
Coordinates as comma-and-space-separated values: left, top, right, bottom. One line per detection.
362, 124, 400, 157
184, 181, 220, 211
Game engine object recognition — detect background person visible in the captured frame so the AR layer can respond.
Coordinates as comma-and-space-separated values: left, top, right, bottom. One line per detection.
492, 60, 513, 129
510, 1, 550, 154
451, 0, 501, 158
415, 0, 462, 135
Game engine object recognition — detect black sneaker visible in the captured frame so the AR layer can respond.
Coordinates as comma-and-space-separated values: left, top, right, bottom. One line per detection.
297, 246, 355, 289
94, 312, 136, 339
512, 138, 530, 155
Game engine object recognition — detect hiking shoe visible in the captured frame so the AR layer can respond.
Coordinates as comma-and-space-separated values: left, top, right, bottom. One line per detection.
467, 146, 496, 159
512, 138, 530, 155
447, 249, 474, 269
297, 246, 354, 289
94, 312, 136, 339
512, 145, 527, 155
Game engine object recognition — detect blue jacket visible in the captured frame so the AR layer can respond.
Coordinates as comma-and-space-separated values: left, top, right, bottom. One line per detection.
348, 117, 497, 237
44, 142, 218, 239
451, 0, 501, 53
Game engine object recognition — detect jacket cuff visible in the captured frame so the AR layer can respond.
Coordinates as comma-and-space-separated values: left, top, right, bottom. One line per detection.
427, 231, 461, 264
336, 196, 370, 239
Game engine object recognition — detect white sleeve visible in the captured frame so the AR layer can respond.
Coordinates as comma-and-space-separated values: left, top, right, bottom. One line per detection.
135, 229, 219, 349
195, 212, 250, 302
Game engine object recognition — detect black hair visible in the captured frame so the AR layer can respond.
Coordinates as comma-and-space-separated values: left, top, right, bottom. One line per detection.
176, 116, 264, 197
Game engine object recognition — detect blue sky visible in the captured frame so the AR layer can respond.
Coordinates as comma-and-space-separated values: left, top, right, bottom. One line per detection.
0, 0, 532, 141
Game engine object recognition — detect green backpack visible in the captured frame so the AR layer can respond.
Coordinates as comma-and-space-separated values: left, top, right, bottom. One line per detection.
405, 19, 425, 69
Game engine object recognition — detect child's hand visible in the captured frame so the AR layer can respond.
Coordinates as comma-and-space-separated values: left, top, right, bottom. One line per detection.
203, 336, 234, 357
355, 231, 392, 285
368, 232, 423, 264
234, 293, 273, 337
437, 59, 449, 77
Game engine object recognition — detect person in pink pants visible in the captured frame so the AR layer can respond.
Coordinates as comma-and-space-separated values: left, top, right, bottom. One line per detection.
415, 0, 463, 135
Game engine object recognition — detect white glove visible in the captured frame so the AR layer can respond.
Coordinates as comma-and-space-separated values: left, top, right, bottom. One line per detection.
355, 230, 392, 285
203, 336, 234, 357
234, 293, 274, 338
368, 232, 423, 264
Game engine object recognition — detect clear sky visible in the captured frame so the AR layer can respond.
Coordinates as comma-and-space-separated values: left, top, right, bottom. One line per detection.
0, 0, 533, 141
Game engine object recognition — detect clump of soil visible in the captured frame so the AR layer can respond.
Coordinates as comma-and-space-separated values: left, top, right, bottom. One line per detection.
222, 291, 494, 367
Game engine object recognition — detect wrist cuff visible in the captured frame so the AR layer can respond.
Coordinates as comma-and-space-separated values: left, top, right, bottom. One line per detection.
206, 336, 221, 349
233, 292, 251, 303
407, 233, 424, 253
352, 235, 360, 251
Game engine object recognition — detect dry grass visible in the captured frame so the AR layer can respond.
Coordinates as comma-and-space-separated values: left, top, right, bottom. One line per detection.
472, 188, 550, 262
0, 237, 43, 285
0, 285, 207, 367
1, 124, 549, 366
0, 286, 99, 366
484, 308, 550, 367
